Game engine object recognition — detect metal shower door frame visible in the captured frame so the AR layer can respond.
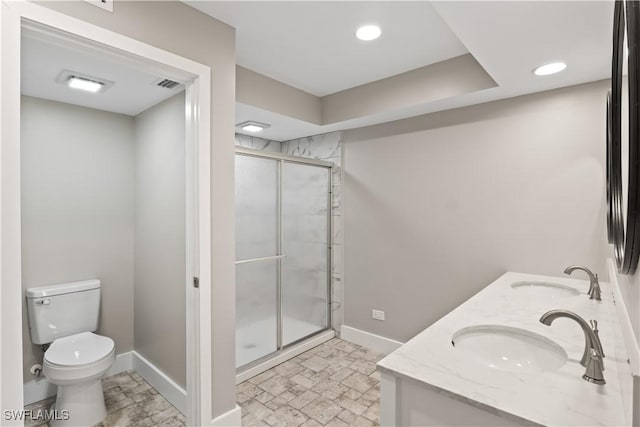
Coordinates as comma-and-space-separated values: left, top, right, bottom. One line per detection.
234, 147, 334, 371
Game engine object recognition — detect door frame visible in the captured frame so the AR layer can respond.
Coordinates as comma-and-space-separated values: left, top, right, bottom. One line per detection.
0, 2, 212, 425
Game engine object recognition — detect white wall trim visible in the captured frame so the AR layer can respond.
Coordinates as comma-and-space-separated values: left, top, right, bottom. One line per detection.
132, 351, 186, 415
607, 258, 640, 375
236, 330, 335, 384
23, 378, 56, 408
341, 325, 403, 355
211, 404, 241, 427
24, 351, 133, 406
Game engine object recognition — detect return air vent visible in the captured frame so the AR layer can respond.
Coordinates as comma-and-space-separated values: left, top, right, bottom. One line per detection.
154, 78, 182, 90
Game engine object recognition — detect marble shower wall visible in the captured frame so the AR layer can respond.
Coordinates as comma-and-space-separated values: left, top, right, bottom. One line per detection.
235, 133, 282, 152
282, 132, 344, 336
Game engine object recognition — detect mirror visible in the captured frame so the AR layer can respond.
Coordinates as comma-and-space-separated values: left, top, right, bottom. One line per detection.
607, 90, 613, 243
611, 0, 640, 274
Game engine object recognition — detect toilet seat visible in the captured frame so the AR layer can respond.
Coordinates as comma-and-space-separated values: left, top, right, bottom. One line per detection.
45, 332, 114, 367
43, 332, 115, 385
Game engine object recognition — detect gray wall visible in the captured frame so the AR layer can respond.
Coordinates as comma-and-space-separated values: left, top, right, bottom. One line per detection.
39, 1, 238, 416
343, 80, 610, 342
20, 96, 135, 381
615, 269, 640, 345
134, 93, 186, 387
237, 66, 321, 125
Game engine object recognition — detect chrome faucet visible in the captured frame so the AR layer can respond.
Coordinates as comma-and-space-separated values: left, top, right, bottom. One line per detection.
564, 265, 601, 301
539, 310, 605, 385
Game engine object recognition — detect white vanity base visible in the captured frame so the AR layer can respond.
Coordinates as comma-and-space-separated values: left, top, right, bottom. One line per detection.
380, 371, 529, 427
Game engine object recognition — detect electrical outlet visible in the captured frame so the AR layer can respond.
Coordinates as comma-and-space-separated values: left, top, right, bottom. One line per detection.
82, 0, 113, 12
372, 309, 385, 321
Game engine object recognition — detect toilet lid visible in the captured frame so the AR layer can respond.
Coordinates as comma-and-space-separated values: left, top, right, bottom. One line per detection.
45, 332, 114, 367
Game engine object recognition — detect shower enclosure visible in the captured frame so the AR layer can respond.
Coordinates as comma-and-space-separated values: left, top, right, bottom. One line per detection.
235, 148, 333, 369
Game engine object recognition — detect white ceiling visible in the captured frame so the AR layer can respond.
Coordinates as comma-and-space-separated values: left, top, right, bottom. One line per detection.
21, 31, 185, 116
186, 1, 469, 96
211, 1, 614, 141
432, 1, 612, 94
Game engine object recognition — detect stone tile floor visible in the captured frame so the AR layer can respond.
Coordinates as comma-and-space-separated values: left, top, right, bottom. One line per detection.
238, 338, 383, 427
24, 371, 184, 427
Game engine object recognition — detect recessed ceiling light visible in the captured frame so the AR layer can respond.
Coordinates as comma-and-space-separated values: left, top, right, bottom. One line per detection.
236, 120, 271, 133
67, 76, 105, 93
243, 125, 264, 133
532, 62, 567, 76
356, 25, 381, 41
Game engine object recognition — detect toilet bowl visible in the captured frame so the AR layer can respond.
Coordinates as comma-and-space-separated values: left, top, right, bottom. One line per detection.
43, 332, 115, 427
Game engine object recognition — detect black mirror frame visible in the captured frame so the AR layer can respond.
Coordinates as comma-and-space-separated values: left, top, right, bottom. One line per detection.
607, 90, 613, 244
611, 0, 640, 274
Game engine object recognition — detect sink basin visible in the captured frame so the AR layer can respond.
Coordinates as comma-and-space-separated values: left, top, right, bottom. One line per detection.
510, 281, 580, 298
451, 325, 567, 374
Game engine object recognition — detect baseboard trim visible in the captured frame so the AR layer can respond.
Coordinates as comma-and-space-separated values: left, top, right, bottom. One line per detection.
24, 351, 133, 406
23, 377, 56, 407
106, 350, 133, 376
24, 350, 186, 416
340, 325, 403, 355
211, 404, 241, 427
132, 351, 186, 415
236, 330, 335, 384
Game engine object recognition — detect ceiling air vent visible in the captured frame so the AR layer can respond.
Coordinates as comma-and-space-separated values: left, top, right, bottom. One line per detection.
155, 78, 182, 90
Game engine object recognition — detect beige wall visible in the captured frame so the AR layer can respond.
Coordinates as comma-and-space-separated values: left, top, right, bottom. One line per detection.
38, 1, 237, 416
236, 55, 496, 128
134, 92, 186, 388
323, 54, 496, 125
237, 66, 321, 125
20, 96, 135, 381
343, 80, 610, 342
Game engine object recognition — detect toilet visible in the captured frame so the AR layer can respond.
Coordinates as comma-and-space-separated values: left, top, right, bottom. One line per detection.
26, 280, 115, 427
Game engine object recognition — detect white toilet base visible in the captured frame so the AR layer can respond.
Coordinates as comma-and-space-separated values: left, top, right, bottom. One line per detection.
51, 378, 106, 427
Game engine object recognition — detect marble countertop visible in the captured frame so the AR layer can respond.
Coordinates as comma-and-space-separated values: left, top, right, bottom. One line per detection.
377, 272, 629, 426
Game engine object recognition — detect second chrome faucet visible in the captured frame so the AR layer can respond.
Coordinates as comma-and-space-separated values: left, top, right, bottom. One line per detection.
564, 265, 601, 301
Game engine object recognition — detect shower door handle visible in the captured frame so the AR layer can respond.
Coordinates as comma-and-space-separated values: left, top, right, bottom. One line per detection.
235, 254, 286, 265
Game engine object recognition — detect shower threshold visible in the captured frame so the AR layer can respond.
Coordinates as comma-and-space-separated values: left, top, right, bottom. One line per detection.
236, 329, 335, 384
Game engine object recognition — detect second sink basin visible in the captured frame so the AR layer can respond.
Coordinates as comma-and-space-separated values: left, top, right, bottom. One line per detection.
510, 281, 580, 298
451, 325, 567, 374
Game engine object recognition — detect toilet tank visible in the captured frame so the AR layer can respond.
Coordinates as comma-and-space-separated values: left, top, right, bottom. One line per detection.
26, 280, 101, 345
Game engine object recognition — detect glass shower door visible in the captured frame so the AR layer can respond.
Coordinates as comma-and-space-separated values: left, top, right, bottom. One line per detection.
281, 162, 330, 346
235, 150, 332, 369
234, 154, 279, 368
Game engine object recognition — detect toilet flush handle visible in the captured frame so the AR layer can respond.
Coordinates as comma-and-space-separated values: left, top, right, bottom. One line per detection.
36, 298, 50, 305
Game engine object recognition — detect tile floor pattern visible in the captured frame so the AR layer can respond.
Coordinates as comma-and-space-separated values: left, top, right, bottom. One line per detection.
238, 338, 383, 427
24, 371, 184, 427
